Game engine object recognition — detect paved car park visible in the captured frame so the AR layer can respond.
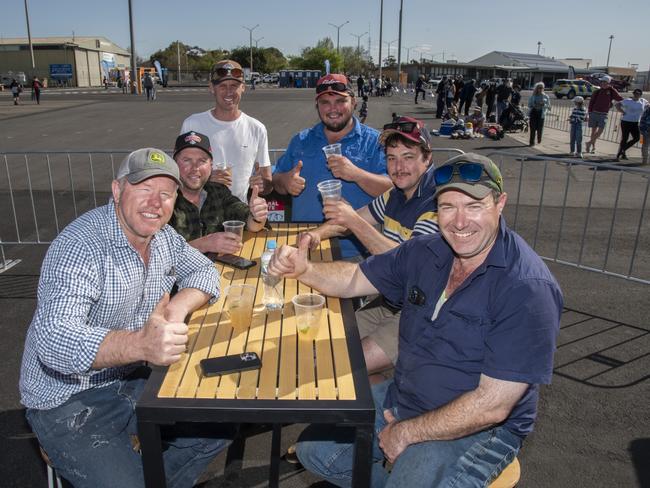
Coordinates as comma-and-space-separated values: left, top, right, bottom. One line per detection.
1, 87, 648, 487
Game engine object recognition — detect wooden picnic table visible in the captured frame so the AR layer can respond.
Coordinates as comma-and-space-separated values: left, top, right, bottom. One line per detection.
136, 223, 375, 488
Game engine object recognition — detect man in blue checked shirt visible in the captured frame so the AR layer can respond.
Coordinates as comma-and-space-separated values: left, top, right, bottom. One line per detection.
299, 116, 438, 383
19, 148, 231, 488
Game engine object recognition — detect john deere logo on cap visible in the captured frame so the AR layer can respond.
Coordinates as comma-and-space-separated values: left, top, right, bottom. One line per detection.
149, 151, 166, 164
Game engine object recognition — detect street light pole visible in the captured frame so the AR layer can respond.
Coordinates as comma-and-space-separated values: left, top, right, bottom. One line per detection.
384, 39, 398, 62
254, 37, 264, 49
606, 35, 614, 68
23, 0, 35, 70
242, 24, 259, 74
378, 0, 383, 81
328, 20, 350, 54
397, 0, 403, 87
128, 0, 137, 93
350, 32, 368, 54
176, 41, 181, 84
537, 41, 542, 55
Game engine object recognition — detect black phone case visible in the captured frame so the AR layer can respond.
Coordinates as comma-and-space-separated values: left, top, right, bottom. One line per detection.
205, 253, 256, 270
200, 353, 262, 376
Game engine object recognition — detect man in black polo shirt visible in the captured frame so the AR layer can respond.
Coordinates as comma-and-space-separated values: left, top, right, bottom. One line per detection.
169, 131, 268, 254
269, 153, 562, 487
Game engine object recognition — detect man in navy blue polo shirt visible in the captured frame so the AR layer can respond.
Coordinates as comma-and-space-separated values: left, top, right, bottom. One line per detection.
272, 73, 392, 259
300, 116, 438, 382
269, 153, 562, 487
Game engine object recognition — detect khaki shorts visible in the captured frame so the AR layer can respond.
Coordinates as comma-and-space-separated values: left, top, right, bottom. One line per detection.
355, 296, 401, 364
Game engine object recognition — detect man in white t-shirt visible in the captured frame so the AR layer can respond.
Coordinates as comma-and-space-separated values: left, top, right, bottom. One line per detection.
181, 60, 272, 202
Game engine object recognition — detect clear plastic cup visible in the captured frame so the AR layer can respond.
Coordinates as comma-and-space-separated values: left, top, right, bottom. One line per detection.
292, 293, 326, 341
223, 220, 245, 240
317, 179, 342, 202
224, 284, 256, 333
213, 161, 230, 171
322, 143, 342, 159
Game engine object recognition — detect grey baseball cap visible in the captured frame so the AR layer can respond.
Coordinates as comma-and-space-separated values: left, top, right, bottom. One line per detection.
116, 148, 181, 185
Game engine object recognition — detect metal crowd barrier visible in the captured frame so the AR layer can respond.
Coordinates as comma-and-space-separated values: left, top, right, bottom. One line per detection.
486, 151, 650, 285
2, 150, 649, 286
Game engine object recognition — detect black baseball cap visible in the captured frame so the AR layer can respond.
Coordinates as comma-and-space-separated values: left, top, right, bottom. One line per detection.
173, 131, 213, 159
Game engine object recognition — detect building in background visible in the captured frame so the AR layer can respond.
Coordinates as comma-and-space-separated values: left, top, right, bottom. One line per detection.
0, 37, 130, 87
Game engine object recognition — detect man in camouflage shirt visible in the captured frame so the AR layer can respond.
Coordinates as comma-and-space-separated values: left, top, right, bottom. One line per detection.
170, 131, 268, 254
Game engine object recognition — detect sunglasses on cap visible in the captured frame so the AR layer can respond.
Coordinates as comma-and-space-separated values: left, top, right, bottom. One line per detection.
383, 121, 418, 134
316, 82, 349, 94
433, 162, 501, 190
212, 67, 244, 81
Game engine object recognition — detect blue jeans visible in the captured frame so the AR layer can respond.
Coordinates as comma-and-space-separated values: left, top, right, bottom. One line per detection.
26, 370, 234, 488
296, 380, 522, 488
570, 123, 583, 153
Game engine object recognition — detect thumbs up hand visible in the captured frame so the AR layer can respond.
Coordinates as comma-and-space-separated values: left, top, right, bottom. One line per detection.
248, 184, 268, 224
138, 293, 189, 366
268, 236, 311, 279
248, 162, 266, 195
286, 160, 306, 196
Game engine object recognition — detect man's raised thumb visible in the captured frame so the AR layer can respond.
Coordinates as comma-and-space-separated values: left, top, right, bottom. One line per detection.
292, 160, 303, 175
249, 184, 259, 202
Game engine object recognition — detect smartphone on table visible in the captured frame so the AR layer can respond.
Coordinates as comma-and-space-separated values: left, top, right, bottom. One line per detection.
200, 352, 262, 377
205, 253, 256, 270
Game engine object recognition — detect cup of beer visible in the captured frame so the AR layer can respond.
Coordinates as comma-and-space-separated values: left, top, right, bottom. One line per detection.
224, 284, 256, 333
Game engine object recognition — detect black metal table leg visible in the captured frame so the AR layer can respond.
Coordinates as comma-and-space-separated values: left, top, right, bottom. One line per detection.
269, 423, 282, 488
351, 424, 374, 488
138, 420, 167, 488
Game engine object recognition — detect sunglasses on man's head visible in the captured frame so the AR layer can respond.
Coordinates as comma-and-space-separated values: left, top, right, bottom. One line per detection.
316, 82, 349, 94
434, 162, 494, 187
212, 67, 244, 81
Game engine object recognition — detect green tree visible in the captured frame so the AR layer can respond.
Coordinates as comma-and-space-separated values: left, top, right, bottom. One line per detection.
290, 38, 342, 72
340, 46, 372, 75
228, 46, 287, 73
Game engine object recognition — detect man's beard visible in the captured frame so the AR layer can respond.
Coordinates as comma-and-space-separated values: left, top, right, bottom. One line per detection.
321, 114, 352, 132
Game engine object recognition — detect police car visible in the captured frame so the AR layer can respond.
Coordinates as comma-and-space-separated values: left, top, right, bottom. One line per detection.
552, 79, 599, 99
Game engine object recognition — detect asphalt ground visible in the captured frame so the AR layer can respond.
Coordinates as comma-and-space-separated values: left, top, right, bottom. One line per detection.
0, 86, 648, 487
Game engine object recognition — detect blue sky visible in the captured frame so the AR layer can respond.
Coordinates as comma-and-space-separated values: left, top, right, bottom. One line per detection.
1, 0, 648, 70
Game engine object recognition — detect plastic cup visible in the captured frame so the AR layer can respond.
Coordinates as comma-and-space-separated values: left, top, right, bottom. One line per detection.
317, 179, 342, 202
322, 143, 342, 159
223, 220, 245, 240
292, 293, 326, 341
224, 284, 256, 333
213, 161, 230, 171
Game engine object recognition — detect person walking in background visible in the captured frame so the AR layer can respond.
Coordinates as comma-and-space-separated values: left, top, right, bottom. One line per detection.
445, 78, 456, 110
475, 81, 487, 111
527, 82, 551, 146
585, 75, 623, 154
453, 75, 464, 104
143, 72, 155, 101
435, 75, 448, 118
496, 79, 513, 121
568, 96, 587, 157
10, 79, 22, 105
31, 77, 42, 105
639, 102, 650, 165
458, 79, 477, 116
485, 81, 497, 121
614, 89, 648, 161
359, 95, 369, 124
357, 74, 365, 98
414, 75, 426, 104
511, 84, 522, 106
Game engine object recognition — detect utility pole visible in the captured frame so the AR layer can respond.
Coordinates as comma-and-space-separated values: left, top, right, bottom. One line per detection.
242, 24, 259, 73
606, 35, 614, 68
350, 32, 368, 54
397, 0, 403, 87
23, 0, 35, 70
367, 22, 371, 62
128, 0, 137, 93
537, 41, 542, 55
378, 0, 383, 81
328, 20, 349, 54
176, 41, 181, 84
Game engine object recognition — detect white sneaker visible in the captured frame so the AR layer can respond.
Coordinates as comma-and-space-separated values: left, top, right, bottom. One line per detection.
577, 152, 583, 158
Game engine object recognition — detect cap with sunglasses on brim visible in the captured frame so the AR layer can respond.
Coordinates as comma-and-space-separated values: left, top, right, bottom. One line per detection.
173, 131, 213, 159
315, 73, 354, 99
210, 60, 245, 85
379, 116, 432, 150
433, 153, 503, 200
116, 148, 181, 186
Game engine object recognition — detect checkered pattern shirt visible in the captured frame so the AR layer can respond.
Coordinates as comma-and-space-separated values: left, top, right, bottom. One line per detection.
170, 182, 250, 241
20, 203, 220, 410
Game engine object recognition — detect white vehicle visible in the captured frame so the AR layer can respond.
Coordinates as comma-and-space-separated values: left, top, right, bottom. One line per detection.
427, 79, 442, 89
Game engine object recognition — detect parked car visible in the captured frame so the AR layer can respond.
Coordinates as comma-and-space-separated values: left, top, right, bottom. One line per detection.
552, 79, 599, 99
